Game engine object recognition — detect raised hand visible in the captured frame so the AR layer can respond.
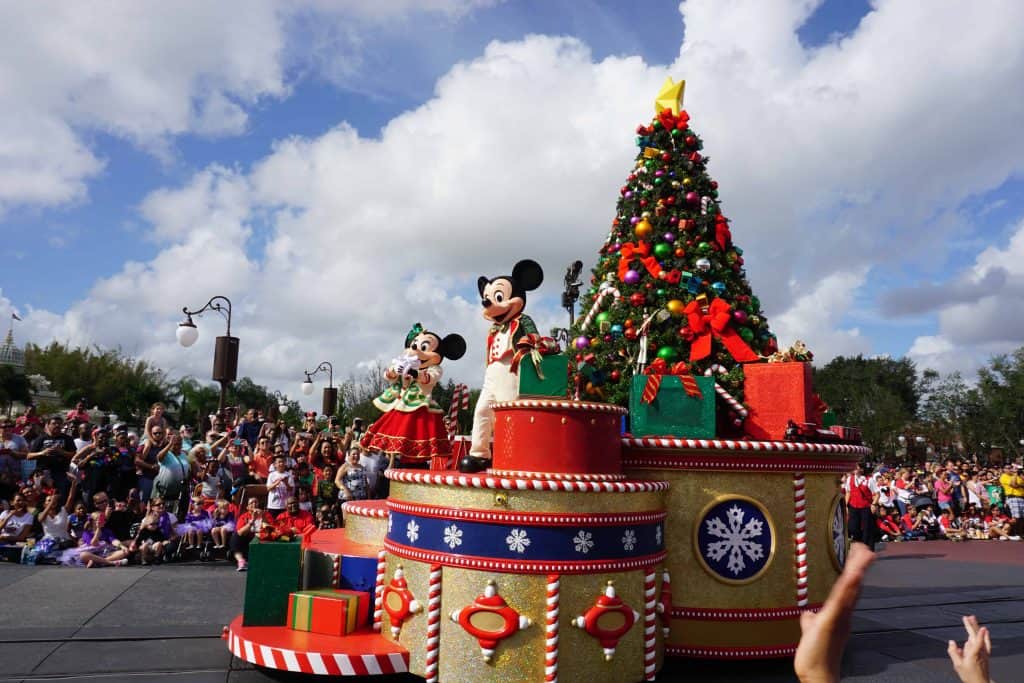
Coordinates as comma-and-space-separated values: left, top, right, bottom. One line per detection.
947, 615, 992, 683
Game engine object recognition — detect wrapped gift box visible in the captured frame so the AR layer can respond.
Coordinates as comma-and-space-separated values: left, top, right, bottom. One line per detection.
518, 353, 569, 398
287, 589, 359, 636
822, 409, 837, 428
243, 540, 302, 626
335, 588, 372, 628
744, 362, 815, 441
629, 374, 715, 438
301, 548, 340, 591
830, 425, 862, 443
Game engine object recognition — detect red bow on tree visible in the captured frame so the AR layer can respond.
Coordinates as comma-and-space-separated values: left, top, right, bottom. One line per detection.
641, 358, 702, 404
656, 109, 692, 132
714, 215, 732, 252
618, 242, 663, 281
683, 295, 759, 363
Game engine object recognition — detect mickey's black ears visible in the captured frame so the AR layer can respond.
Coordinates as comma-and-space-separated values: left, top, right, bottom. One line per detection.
512, 259, 543, 291
439, 334, 467, 361
477, 276, 489, 297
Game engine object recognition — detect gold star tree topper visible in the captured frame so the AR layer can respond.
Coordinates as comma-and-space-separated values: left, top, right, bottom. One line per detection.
654, 76, 685, 115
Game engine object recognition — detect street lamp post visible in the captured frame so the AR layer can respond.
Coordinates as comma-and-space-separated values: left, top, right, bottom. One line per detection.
273, 391, 290, 417
301, 361, 336, 417
176, 295, 237, 413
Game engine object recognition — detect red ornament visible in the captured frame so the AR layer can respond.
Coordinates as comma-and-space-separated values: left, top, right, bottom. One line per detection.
689, 152, 702, 163
684, 135, 697, 147
710, 181, 718, 189
639, 199, 648, 208
660, 152, 671, 162
625, 328, 639, 341
644, 282, 653, 289
620, 186, 628, 195
627, 174, 636, 181
572, 582, 639, 661
624, 319, 634, 328
610, 370, 621, 382
666, 195, 676, 206
629, 292, 646, 307
381, 566, 422, 638
451, 581, 531, 662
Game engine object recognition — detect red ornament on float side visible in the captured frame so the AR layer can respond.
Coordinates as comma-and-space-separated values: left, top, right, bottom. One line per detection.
572, 581, 640, 661
450, 580, 532, 663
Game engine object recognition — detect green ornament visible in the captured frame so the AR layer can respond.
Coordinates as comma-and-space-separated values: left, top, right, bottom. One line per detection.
735, 247, 743, 256
656, 346, 678, 362
671, 128, 682, 138
739, 328, 754, 343
698, 241, 711, 253
653, 177, 663, 186
596, 312, 610, 324
751, 296, 760, 309
653, 243, 672, 259
710, 189, 719, 198
645, 160, 656, 170
651, 120, 662, 130
656, 288, 666, 297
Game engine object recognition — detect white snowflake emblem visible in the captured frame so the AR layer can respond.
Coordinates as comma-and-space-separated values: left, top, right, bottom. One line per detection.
655, 524, 663, 546
506, 528, 531, 554
443, 524, 463, 550
388, 515, 393, 534
704, 504, 766, 576
573, 530, 594, 554
621, 529, 637, 551
406, 519, 420, 543
831, 502, 847, 569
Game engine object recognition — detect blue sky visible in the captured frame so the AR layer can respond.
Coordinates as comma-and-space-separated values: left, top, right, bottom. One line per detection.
2, 0, 1023, 397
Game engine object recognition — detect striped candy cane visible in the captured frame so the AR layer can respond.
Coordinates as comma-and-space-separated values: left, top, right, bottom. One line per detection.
425, 564, 443, 683
581, 284, 622, 332
446, 384, 469, 440
643, 569, 658, 681
794, 474, 809, 607
701, 196, 712, 215
702, 365, 748, 426
545, 575, 560, 682
373, 551, 387, 632
657, 569, 671, 638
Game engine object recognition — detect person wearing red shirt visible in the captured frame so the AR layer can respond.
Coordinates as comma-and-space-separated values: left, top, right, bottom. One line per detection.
249, 436, 274, 482
274, 497, 315, 539
844, 464, 877, 549
14, 406, 43, 438
65, 400, 91, 426
230, 497, 274, 572
876, 509, 901, 540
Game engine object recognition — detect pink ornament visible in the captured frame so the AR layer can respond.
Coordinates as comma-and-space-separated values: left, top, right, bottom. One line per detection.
669, 216, 678, 224
630, 216, 640, 225
575, 336, 591, 350
624, 191, 633, 199
623, 269, 640, 285
685, 191, 700, 205
733, 310, 749, 325
663, 232, 675, 242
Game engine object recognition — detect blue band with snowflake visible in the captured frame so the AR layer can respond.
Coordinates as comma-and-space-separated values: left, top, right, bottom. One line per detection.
386, 510, 664, 563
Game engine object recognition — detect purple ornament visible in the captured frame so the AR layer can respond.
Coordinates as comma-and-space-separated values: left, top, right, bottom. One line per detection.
623, 269, 641, 285
624, 191, 633, 199
685, 191, 700, 205
663, 232, 675, 242
575, 336, 591, 350
610, 242, 621, 253
655, 170, 664, 177
603, 334, 612, 342
630, 216, 640, 225
733, 310, 749, 325
669, 215, 678, 224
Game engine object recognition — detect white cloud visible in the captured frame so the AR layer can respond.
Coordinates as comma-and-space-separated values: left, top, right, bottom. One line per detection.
11, 0, 1024, 406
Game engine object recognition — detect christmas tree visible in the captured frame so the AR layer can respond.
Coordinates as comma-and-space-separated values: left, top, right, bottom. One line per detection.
571, 78, 778, 407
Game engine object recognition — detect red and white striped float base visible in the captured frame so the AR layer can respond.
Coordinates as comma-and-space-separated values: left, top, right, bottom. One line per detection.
224, 616, 409, 676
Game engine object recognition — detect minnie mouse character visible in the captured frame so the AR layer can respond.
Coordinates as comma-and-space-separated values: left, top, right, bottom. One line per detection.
462, 259, 544, 472
360, 323, 467, 466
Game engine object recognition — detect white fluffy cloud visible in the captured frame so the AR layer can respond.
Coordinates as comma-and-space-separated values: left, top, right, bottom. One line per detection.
10, 0, 1024, 407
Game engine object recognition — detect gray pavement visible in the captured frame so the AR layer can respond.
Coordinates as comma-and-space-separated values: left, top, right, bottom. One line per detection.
0, 542, 1020, 682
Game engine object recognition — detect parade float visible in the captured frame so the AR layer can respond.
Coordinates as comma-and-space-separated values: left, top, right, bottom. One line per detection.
223, 78, 869, 680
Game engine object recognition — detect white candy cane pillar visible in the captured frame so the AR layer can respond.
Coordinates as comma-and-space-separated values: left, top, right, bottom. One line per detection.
643, 569, 658, 681
373, 550, 387, 632
794, 474, 809, 607
425, 564, 442, 683
545, 574, 560, 683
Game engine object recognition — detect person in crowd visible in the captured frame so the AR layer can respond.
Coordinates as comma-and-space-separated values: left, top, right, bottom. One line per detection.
998, 463, 1024, 536
221, 438, 249, 487
175, 497, 212, 550
144, 403, 168, 442
358, 446, 384, 499
965, 472, 988, 510
876, 507, 901, 541
0, 419, 28, 503
939, 509, 967, 541
290, 431, 312, 464
316, 503, 339, 530
336, 448, 369, 503
314, 463, 338, 513
274, 496, 315, 539
24, 476, 78, 564
249, 436, 275, 482
106, 490, 143, 542
983, 507, 1019, 541
129, 497, 175, 565
27, 416, 77, 499
136, 424, 167, 501
844, 464, 876, 549
919, 505, 943, 540
109, 425, 138, 502
892, 468, 914, 517
60, 512, 129, 568
15, 405, 43, 441
178, 425, 195, 452
294, 461, 314, 491
236, 409, 263, 449
899, 504, 926, 541
65, 400, 91, 427
0, 493, 35, 546
266, 456, 295, 517
230, 497, 273, 572
68, 501, 88, 540
962, 505, 987, 540
209, 499, 235, 549
307, 432, 337, 470
153, 432, 191, 516
194, 458, 226, 506
73, 422, 93, 451
72, 427, 113, 510
296, 486, 313, 514
935, 470, 954, 512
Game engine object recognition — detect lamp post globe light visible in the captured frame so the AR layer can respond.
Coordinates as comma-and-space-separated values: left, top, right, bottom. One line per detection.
301, 361, 336, 417
176, 296, 237, 412
273, 391, 290, 415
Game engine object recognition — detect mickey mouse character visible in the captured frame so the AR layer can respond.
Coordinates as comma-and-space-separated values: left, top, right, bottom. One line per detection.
360, 323, 467, 467
462, 259, 544, 472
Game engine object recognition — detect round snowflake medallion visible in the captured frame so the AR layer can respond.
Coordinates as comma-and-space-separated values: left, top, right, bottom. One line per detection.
695, 496, 775, 584
828, 496, 847, 571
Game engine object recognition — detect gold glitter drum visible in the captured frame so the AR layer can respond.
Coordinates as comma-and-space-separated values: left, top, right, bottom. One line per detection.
620, 437, 868, 659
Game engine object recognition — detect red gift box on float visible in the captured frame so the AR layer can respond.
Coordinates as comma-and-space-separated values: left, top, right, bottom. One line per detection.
743, 362, 817, 441
286, 589, 371, 636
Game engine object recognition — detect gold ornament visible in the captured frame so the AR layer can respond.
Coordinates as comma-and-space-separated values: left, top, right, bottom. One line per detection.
682, 177, 692, 186
643, 147, 662, 159
666, 299, 685, 317
635, 219, 653, 238
654, 76, 685, 116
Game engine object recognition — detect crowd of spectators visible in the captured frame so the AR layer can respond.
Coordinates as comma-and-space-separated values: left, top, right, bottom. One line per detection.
0, 402, 396, 571
844, 458, 1024, 547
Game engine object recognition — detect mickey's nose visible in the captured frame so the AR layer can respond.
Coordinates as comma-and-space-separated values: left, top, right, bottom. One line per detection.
481, 298, 491, 307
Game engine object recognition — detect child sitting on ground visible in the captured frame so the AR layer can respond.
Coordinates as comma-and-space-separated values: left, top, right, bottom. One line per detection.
939, 509, 967, 541
68, 502, 88, 540
209, 499, 235, 549
984, 508, 1020, 541
876, 507, 901, 541
174, 497, 212, 550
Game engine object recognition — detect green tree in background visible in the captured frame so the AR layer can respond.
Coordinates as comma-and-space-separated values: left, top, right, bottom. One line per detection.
0, 366, 32, 414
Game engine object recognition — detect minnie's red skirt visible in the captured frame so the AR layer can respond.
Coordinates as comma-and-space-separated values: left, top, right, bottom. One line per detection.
359, 407, 451, 462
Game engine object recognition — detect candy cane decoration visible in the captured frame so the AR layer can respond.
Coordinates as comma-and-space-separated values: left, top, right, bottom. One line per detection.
446, 384, 469, 440
794, 474, 809, 608
700, 196, 712, 215
545, 575, 560, 683
373, 550, 387, 632
425, 564, 442, 683
656, 569, 671, 638
643, 570, 658, 681
581, 284, 622, 332
701, 365, 747, 426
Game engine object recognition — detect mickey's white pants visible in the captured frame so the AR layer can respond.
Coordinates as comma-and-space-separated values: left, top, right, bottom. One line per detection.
470, 359, 519, 460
